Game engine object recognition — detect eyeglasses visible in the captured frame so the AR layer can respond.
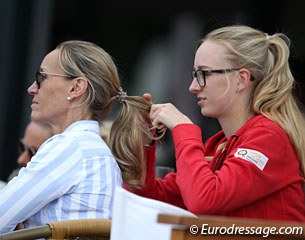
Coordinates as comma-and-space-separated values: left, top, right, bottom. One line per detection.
35, 71, 71, 89
18, 139, 37, 157
191, 68, 240, 87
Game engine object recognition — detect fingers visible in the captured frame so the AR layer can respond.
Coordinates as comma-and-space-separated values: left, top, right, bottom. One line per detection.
143, 93, 152, 103
149, 124, 167, 139
150, 103, 169, 129
150, 103, 162, 120
149, 123, 167, 131
150, 103, 193, 130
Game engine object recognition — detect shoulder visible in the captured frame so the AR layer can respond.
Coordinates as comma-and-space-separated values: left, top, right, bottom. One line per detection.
233, 115, 295, 160
237, 115, 288, 140
35, 121, 111, 161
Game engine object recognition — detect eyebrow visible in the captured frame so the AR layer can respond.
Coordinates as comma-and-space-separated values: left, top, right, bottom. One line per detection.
194, 65, 213, 70
39, 67, 51, 72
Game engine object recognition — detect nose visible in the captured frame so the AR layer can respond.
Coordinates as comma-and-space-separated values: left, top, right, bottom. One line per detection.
17, 151, 31, 167
189, 78, 201, 93
27, 81, 38, 95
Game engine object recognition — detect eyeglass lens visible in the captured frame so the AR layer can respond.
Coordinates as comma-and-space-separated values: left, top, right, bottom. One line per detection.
192, 70, 205, 87
35, 71, 44, 89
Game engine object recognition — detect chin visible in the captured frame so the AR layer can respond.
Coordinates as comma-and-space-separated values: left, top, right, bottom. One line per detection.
201, 109, 210, 117
30, 112, 43, 122
201, 109, 217, 118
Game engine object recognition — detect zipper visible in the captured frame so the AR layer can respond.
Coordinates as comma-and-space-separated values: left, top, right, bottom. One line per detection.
213, 147, 226, 172
212, 135, 239, 172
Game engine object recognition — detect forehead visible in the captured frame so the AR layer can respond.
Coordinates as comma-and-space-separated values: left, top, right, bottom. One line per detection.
40, 49, 61, 71
194, 40, 228, 68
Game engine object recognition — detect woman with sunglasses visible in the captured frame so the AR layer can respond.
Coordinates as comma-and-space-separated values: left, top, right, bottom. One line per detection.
0, 40, 154, 233
133, 25, 305, 221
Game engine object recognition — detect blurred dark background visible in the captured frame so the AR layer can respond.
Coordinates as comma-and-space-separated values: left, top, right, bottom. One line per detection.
1, 0, 305, 181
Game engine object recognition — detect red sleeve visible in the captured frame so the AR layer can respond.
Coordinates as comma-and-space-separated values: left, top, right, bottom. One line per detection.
173, 123, 302, 215
129, 142, 186, 209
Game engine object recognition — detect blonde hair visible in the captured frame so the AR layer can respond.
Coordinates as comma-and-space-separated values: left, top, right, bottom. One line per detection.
109, 96, 155, 189
56, 40, 155, 188
201, 25, 305, 177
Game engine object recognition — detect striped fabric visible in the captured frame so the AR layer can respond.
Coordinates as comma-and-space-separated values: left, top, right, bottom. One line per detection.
0, 120, 122, 233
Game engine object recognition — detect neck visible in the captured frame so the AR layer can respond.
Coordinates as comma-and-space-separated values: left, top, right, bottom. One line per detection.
218, 111, 255, 139
42, 111, 93, 135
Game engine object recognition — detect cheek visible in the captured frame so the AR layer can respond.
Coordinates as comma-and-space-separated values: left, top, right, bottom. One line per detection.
32, 90, 58, 116
42, 88, 65, 108
207, 77, 235, 100
202, 86, 235, 116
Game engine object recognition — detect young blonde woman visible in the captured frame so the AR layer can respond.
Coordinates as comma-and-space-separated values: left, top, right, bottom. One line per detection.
134, 25, 305, 221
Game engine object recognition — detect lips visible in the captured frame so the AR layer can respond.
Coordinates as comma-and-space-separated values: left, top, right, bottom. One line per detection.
31, 100, 38, 108
197, 96, 206, 107
198, 96, 207, 101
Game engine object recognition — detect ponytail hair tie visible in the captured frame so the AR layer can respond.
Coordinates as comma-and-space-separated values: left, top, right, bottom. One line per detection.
265, 33, 271, 43
116, 87, 127, 103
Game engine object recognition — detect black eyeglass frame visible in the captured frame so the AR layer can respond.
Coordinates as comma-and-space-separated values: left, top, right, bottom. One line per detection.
35, 71, 73, 89
191, 68, 240, 87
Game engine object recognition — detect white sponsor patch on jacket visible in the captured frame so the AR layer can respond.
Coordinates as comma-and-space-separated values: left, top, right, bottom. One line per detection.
234, 148, 268, 170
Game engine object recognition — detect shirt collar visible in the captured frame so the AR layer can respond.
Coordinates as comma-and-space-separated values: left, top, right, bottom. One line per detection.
64, 120, 100, 135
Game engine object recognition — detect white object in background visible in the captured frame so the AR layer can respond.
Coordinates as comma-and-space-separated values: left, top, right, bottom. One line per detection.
111, 187, 197, 240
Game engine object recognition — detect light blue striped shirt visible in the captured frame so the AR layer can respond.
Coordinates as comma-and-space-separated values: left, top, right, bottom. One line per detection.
0, 120, 122, 233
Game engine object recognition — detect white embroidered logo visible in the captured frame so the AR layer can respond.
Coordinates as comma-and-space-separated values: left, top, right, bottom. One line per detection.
234, 148, 269, 170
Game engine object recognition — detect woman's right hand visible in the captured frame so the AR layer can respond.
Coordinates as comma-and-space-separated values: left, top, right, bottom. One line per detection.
150, 103, 193, 130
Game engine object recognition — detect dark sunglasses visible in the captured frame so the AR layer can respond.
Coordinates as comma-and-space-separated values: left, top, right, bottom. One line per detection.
35, 71, 71, 89
18, 139, 37, 157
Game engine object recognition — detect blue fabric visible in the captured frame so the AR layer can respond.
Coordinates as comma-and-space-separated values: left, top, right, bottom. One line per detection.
0, 120, 122, 233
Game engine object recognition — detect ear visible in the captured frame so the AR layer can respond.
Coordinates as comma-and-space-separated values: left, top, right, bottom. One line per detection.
68, 77, 89, 99
236, 68, 252, 91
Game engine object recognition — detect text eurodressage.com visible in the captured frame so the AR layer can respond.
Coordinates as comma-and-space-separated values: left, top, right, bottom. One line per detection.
189, 223, 303, 238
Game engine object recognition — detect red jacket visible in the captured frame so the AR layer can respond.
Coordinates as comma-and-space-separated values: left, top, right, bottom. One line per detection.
134, 115, 305, 222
